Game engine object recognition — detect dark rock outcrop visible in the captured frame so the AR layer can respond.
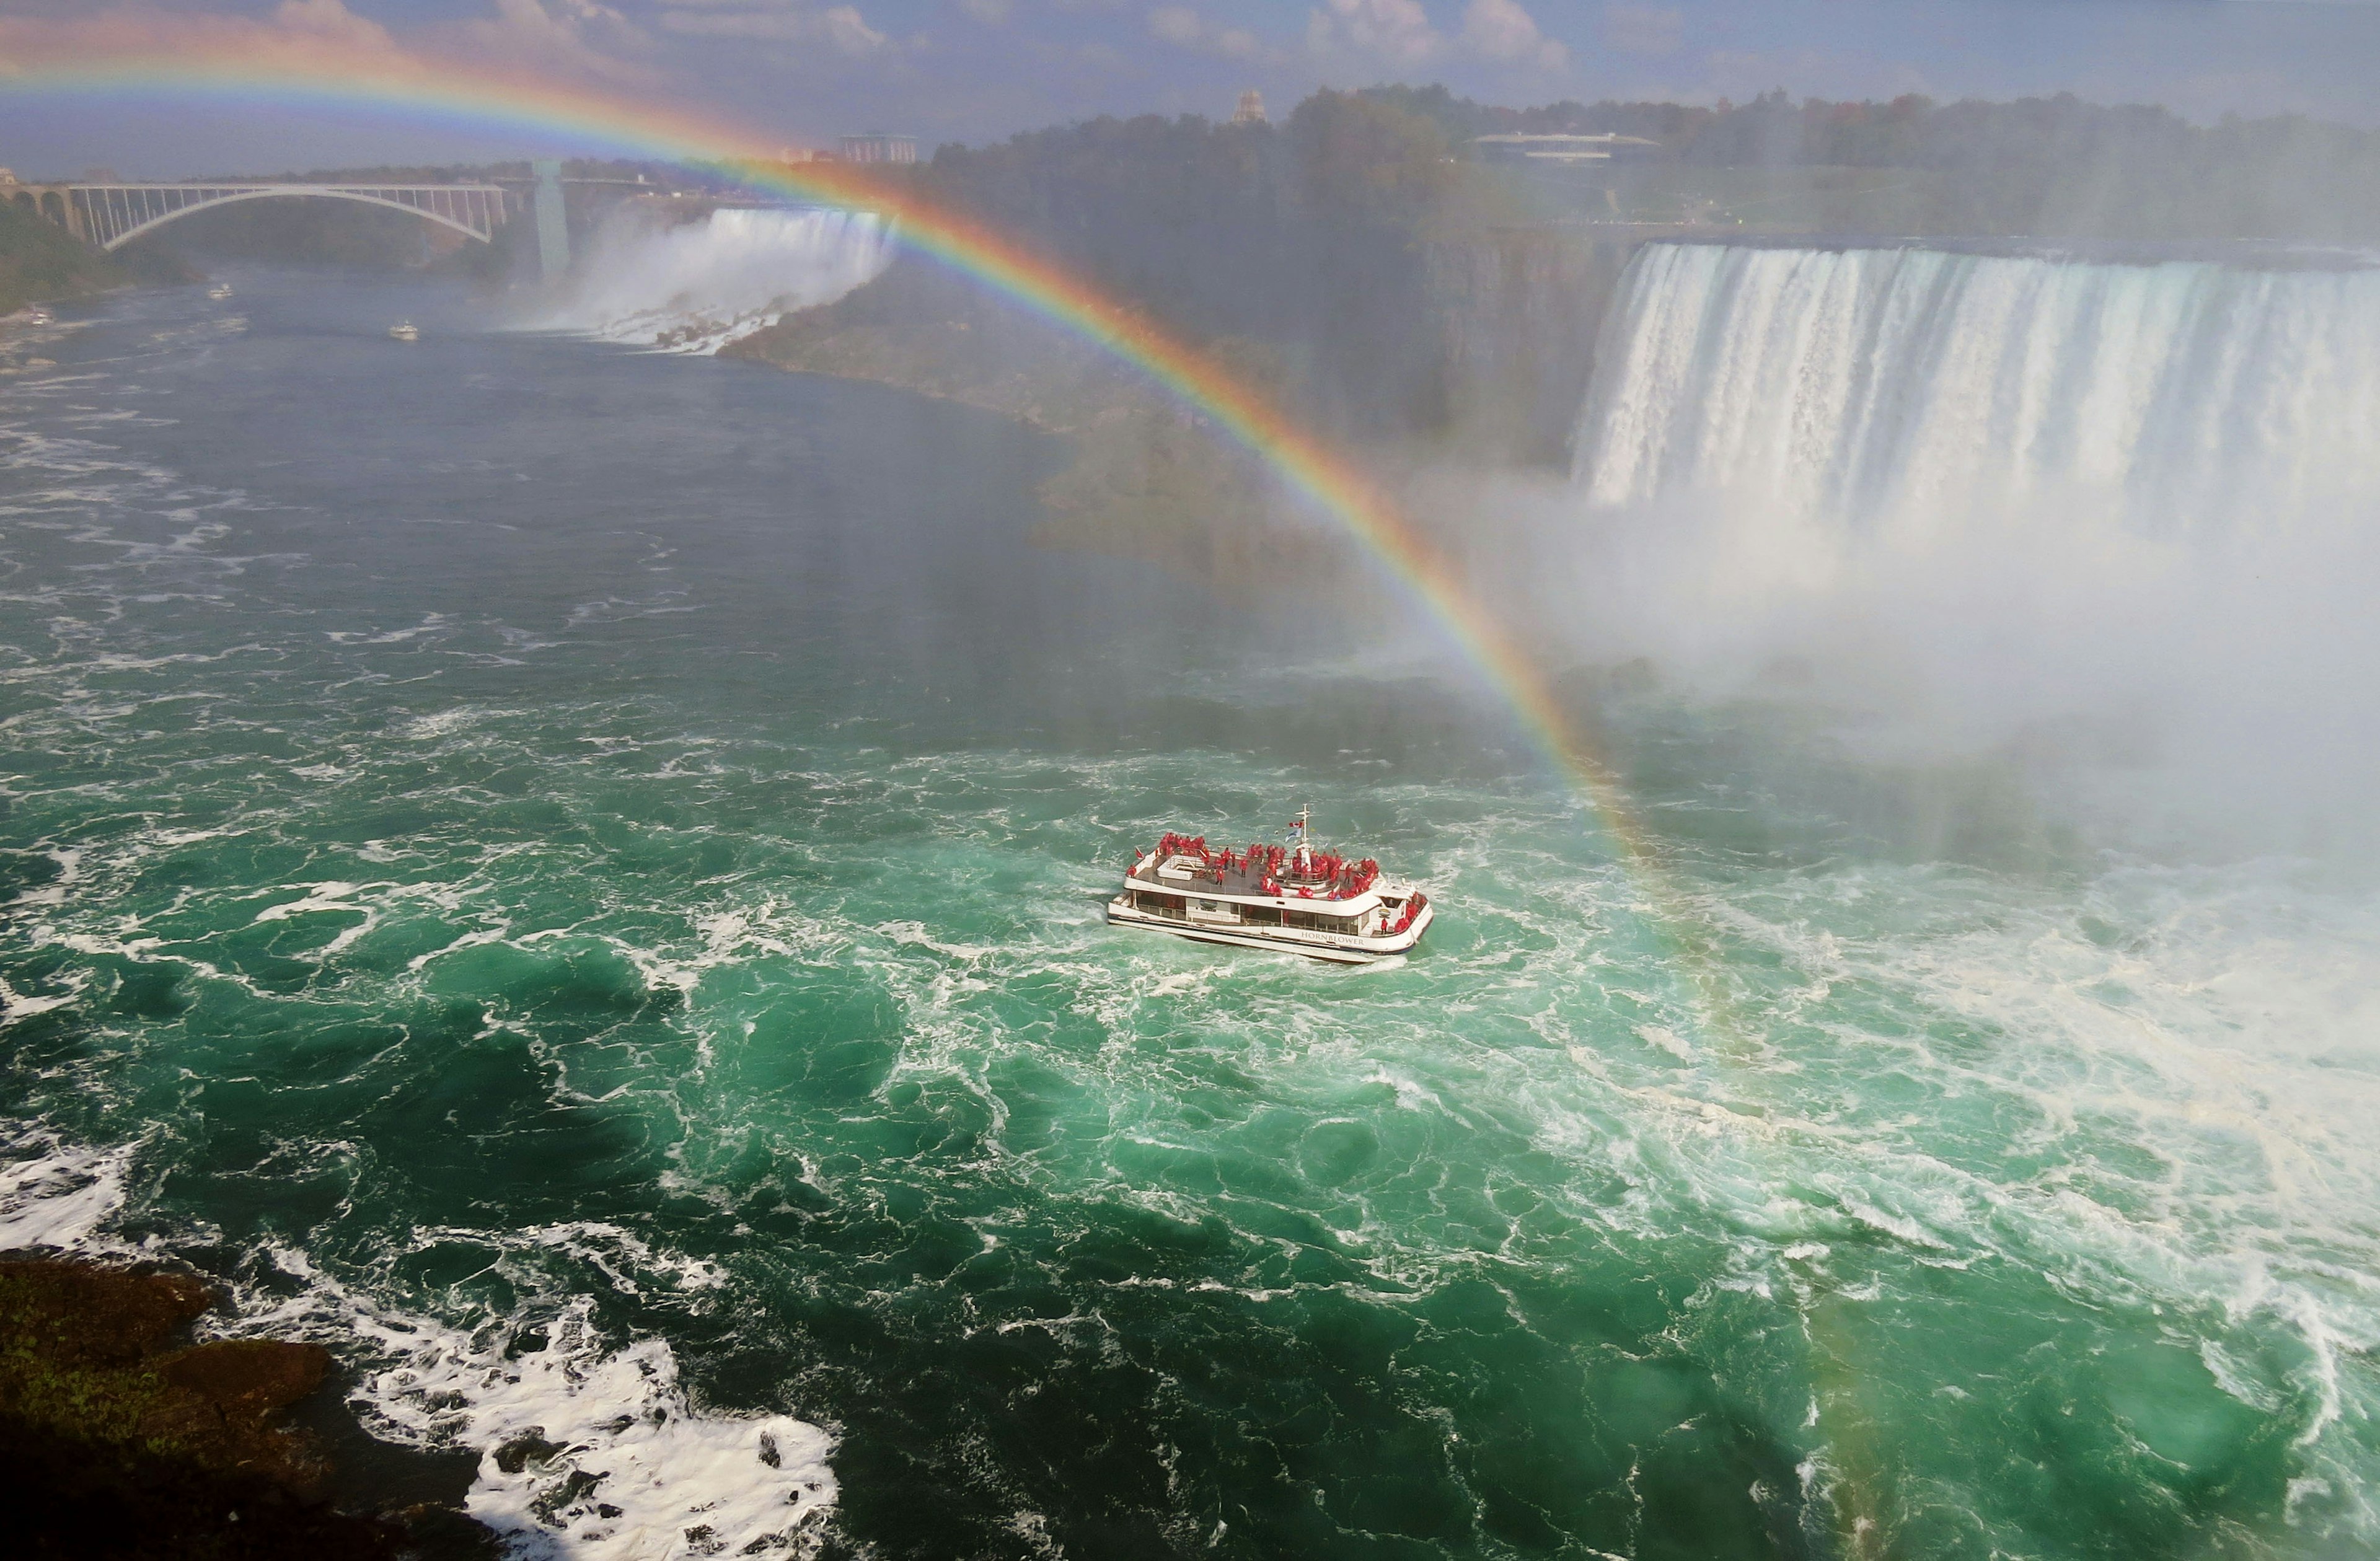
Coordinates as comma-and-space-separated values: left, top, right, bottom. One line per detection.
0, 1257, 495, 1559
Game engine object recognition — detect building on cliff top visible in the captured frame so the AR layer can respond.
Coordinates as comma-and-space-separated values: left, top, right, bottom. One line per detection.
838, 134, 918, 165
1473, 133, 1659, 166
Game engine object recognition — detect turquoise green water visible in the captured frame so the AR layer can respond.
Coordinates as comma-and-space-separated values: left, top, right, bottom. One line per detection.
2, 273, 2376, 1560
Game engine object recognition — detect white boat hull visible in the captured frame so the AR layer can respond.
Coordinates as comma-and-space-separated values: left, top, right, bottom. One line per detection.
1106, 897, 1432, 964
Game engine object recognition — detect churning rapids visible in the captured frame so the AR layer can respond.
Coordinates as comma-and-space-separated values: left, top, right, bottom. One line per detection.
2, 255, 2378, 1560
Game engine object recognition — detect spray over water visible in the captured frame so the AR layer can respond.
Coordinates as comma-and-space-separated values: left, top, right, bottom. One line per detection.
1553, 242, 2380, 853
526, 204, 893, 354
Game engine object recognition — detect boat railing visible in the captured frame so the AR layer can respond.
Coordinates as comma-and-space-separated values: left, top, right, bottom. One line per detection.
1135, 837, 1385, 902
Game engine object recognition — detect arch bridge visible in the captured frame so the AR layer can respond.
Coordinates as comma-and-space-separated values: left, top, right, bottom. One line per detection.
6, 180, 515, 252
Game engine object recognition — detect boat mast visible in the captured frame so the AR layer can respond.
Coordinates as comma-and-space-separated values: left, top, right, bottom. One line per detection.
1293, 804, 1313, 876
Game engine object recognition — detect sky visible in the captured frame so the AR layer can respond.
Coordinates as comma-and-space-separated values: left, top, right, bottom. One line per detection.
1, 0, 2378, 178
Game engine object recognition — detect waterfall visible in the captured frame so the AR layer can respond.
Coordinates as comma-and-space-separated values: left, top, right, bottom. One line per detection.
524, 205, 894, 354
1547, 243, 2380, 842
1573, 244, 2380, 534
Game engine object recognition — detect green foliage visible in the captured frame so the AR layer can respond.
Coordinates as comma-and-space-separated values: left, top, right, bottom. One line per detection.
1286, 89, 1455, 221
906, 94, 1470, 438
1377, 82, 2380, 240
0, 198, 131, 315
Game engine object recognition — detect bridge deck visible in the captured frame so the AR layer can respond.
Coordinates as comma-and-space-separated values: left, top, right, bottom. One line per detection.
15, 182, 515, 251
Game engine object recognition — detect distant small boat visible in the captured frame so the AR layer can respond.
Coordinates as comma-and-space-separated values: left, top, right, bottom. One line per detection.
207, 284, 233, 301
387, 322, 420, 342
25, 308, 52, 326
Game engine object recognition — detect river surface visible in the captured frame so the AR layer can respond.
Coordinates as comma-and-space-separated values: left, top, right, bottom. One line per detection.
3, 268, 2376, 1560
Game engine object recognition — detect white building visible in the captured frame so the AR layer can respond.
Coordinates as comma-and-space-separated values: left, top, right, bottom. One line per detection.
837, 134, 918, 165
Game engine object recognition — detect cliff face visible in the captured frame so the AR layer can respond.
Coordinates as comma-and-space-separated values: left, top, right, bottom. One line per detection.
1427, 227, 1641, 468
723, 226, 1664, 594
725, 253, 1144, 431
728, 257, 1354, 598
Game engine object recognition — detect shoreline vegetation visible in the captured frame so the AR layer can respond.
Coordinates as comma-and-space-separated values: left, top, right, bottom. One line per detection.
0, 199, 129, 316
0, 1256, 495, 1559
0, 200, 195, 319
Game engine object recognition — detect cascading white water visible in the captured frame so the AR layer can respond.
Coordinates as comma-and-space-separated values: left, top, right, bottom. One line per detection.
1551, 242, 2380, 846
1574, 243, 2380, 534
525, 205, 894, 354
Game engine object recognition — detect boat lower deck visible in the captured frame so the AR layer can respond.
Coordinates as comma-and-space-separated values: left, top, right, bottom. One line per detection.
1107, 896, 1431, 964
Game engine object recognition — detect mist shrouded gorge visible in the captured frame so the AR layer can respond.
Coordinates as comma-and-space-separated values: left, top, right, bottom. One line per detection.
3, 72, 2379, 1561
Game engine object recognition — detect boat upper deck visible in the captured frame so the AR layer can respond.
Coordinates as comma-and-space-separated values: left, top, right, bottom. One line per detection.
1127, 833, 1400, 907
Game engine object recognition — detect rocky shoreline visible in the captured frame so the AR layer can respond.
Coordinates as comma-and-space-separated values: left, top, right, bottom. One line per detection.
0, 1257, 496, 1559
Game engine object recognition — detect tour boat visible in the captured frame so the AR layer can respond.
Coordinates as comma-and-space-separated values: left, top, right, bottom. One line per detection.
387, 322, 420, 341
207, 283, 234, 301
1108, 807, 1433, 964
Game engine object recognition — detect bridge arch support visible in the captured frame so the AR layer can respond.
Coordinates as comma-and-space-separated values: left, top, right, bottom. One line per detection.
40, 182, 514, 253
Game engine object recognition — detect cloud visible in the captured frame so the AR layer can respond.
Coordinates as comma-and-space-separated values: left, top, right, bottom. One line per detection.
0, 1, 404, 73
1460, 0, 1566, 69
270, 0, 398, 50
1602, 3, 1681, 59
1149, 6, 1201, 45
1307, 0, 1569, 73
656, 2, 889, 52
1147, 6, 1269, 61
0, 1, 672, 96
1306, 0, 1443, 68
444, 0, 658, 83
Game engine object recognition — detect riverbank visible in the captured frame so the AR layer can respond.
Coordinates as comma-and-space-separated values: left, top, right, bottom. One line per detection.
0, 201, 197, 317
0, 1257, 495, 1559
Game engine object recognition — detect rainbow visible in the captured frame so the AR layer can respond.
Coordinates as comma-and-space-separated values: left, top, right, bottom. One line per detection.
3, 48, 1889, 1531
0, 42, 1672, 892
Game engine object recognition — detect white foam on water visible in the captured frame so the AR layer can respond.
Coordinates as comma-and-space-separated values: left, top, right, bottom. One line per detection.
526, 206, 894, 356
7, 845, 81, 907
0, 969, 87, 1023
206, 1236, 844, 1561
344, 1293, 836, 1560
1634, 1022, 1693, 1061
0, 1114, 838, 1556
252, 880, 380, 956
0, 1128, 133, 1252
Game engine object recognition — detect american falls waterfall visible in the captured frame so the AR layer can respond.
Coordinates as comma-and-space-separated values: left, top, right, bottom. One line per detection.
1558, 242, 2380, 843
525, 205, 894, 354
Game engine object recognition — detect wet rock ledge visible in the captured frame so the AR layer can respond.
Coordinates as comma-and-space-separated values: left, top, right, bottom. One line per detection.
0, 1257, 492, 1559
